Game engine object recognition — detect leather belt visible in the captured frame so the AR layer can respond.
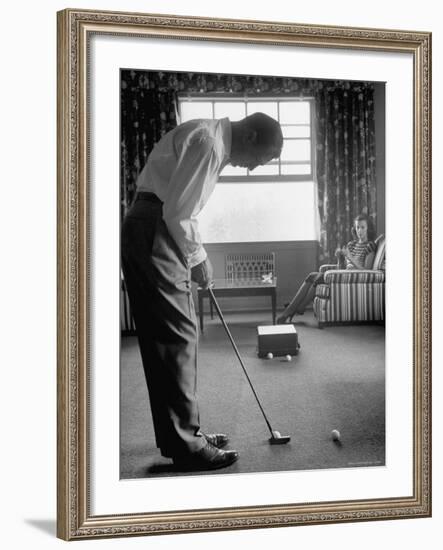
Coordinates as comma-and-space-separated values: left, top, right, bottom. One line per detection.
135, 191, 163, 204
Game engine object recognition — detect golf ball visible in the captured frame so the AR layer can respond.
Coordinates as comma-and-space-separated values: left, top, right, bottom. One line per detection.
285, 355, 292, 362
272, 431, 281, 438
266, 352, 274, 359
331, 429, 341, 441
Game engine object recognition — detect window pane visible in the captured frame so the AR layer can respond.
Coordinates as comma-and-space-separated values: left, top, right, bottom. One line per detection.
281, 139, 311, 162
281, 164, 312, 175
180, 101, 212, 121
248, 163, 279, 176
220, 164, 247, 177
282, 125, 310, 138
197, 182, 317, 242
214, 102, 246, 120
279, 101, 310, 124
246, 102, 278, 118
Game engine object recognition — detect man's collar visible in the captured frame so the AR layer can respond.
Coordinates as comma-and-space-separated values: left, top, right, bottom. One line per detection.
219, 118, 232, 165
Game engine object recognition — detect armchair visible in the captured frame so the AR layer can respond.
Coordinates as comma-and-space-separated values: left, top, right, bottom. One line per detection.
313, 235, 386, 327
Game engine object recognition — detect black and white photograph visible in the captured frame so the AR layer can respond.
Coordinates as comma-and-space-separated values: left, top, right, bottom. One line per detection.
119, 69, 386, 479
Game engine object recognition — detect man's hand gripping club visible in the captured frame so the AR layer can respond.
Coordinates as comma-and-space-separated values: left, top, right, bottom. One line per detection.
191, 257, 214, 289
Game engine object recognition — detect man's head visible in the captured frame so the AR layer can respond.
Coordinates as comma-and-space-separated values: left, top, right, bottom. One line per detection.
229, 112, 283, 171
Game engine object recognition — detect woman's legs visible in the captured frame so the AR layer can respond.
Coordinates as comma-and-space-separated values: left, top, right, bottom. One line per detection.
277, 272, 324, 323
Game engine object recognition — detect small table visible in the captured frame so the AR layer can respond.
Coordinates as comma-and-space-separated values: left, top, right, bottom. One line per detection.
197, 277, 277, 332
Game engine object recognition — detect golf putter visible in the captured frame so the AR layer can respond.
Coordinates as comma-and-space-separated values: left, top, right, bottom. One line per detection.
207, 286, 290, 445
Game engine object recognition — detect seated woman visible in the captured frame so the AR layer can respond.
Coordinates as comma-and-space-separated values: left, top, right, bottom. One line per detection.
277, 214, 376, 324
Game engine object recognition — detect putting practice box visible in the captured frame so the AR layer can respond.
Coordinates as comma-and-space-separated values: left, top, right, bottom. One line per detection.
257, 324, 300, 358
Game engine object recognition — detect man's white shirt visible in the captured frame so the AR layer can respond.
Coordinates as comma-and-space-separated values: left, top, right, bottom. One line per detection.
136, 118, 232, 268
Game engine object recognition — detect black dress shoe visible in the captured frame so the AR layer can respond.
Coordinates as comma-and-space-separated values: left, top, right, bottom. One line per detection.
204, 433, 229, 448
173, 441, 239, 472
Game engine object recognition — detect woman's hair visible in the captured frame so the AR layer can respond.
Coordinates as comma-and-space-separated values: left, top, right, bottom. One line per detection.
351, 213, 376, 241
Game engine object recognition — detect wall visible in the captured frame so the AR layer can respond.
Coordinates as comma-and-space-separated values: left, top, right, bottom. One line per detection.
1, 2, 441, 550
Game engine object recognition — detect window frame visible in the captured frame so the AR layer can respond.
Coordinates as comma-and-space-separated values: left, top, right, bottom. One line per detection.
177, 93, 316, 183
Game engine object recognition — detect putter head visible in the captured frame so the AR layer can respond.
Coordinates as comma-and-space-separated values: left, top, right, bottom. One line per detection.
269, 431, 291, 445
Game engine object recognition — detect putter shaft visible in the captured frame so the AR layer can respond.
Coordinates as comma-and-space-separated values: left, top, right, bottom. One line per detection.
208, 287, 276, 439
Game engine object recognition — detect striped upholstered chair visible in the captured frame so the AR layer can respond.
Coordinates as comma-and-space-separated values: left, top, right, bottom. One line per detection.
312, 235, 386, 327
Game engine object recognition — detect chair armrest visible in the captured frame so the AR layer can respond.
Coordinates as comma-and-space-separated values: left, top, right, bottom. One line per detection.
314, 284, 330, 299
323, 269, 385, 284
319, 264, 338, 274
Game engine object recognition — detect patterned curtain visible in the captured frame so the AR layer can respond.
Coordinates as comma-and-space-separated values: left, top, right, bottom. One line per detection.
315, 82, 376, 262
121, 71, 178, 217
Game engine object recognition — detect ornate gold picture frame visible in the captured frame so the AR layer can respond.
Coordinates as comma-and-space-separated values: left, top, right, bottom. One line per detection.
57, 8, 431, 540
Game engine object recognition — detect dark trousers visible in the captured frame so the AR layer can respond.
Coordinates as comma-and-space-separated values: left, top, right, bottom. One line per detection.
121, 195, 205, 458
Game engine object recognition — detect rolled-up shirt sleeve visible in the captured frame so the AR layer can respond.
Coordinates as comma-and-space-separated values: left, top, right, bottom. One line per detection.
162, 133, 219, 268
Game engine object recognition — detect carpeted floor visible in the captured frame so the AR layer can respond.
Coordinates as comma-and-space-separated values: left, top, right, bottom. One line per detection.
120, 310, 385, 479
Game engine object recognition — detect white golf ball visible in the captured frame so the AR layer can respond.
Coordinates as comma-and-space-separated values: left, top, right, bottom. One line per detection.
331, 429, 341, 441
272, 431, 281, 438
266, 352, 274, 359
285, 355, 292, 362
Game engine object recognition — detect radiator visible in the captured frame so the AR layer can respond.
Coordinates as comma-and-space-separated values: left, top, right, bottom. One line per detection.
225, 252, 275, 283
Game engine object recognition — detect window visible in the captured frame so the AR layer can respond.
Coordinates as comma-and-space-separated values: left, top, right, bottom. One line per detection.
178, 94, 318, 243
178, 95, 314, 182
